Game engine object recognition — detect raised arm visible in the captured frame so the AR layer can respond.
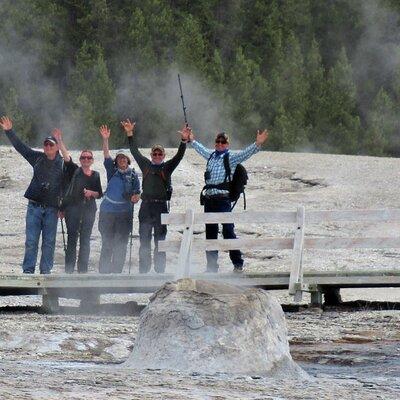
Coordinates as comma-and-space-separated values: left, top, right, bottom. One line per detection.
99, 125, 111, 159
164, 125, 189, 173
256, 129, 268, 146
51, 128, 71, 162
0, 115, 39, 164
0, 116, 12, 131
121, 118, 150, 170
229, 129, 269, 165
184, 125, 213, 160
121, 118, 136, 137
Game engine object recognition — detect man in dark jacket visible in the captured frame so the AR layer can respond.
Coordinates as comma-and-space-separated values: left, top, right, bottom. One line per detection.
121, 119, 188, 273
0, 116, 73, 274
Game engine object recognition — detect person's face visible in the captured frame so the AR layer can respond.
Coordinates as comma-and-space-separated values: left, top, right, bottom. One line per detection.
79, 151, 94, 168
116, 155, 129, 170
43, 141, 59, 158
151, 150, 165, 165
214, 136, 229, 151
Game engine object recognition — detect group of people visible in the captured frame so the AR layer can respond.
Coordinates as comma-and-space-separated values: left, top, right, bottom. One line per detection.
0, 115, 268, 275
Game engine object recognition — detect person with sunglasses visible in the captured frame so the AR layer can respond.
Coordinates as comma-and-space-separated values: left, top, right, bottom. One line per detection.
0, 116, 74, 274
121, 118, 188, 274
98, 124, 141, 274
183, 126, 268, 273
57, 143, 103, 274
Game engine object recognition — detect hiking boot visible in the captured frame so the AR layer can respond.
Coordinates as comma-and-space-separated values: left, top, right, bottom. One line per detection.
205, 267, 219, 273
233, 265, 244, 273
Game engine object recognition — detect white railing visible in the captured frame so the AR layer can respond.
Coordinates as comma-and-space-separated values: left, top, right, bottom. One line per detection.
158, 207, 400, 301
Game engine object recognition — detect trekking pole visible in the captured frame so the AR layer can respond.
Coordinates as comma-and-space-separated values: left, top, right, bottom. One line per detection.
60, 217, 67, 253
128, 207, 134, 274
178, 74, 188, 127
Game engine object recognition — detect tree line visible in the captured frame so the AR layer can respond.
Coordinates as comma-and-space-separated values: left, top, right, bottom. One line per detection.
0, 0, 400, 156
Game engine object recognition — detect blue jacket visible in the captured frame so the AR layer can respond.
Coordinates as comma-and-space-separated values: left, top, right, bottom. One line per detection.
100, 157, 140, 214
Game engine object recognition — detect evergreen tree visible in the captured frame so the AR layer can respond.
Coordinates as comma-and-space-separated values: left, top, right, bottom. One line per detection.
364, 88, 396, 156
1, 87, 33, 142
241, 0, 282, 73
68, 42, 115, 125
227, 47, 266, 138
207, 49, 225, 89
1, 0, 400, 155
175, 14, 207, 74
69, 94, 98, 149
321, 47, 361, 154
269, 33, 309, 150
306, 38, 326, 149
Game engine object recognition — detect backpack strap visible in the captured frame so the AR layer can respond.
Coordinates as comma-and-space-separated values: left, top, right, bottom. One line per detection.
143, 166, 169, 187
128, 167, 138, 192
60, 166, 80, 209
202, 151, 231, 191
223, 153, 231, 183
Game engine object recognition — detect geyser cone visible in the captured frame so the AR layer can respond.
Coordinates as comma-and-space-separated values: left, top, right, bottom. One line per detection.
125, 278, 306, 377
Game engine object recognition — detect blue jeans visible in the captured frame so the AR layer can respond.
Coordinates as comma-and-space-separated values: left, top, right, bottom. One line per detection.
204, 197, 244, 271
23, 201, 59, 274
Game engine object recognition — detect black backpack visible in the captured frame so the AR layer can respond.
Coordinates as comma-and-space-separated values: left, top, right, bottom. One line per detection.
201, 152, 248, 209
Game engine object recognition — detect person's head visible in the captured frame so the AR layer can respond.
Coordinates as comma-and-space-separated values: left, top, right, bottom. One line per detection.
79, 150, 94, 168
43, 136, 59, 159
114, 150, 131, 170
214, 132, 229, 151
150, 144, 166, 165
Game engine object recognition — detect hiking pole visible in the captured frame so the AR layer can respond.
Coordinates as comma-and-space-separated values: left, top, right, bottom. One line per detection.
128, 207, 134, 274
60, 217, 67, 253
178, 74, 188, 127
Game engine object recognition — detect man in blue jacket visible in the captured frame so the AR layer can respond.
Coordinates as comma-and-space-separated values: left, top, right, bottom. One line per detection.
98, 124, 141, 273
0, 116, 73, 274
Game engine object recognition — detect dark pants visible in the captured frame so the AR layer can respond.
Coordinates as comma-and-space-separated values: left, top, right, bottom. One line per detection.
98, 211, 132, 273
138, 201, 168, 273
65, 203, 96, 273
204, 197, 243, 271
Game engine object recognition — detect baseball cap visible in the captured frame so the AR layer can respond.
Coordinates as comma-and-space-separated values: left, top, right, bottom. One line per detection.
151, 144, 165, 153
43, 136, 58, 145
215, 132, 229, 143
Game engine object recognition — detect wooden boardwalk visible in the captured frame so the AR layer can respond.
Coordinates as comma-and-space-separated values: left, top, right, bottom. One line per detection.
0, 269, 399, 311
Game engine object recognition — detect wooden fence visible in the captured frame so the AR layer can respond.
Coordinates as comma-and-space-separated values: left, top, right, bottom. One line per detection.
158, 207, 400, 302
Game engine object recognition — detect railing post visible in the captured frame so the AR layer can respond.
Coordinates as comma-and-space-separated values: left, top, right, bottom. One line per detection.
41, 288, 59, 313
289, 206, 305, 301
176, 208, 195, 279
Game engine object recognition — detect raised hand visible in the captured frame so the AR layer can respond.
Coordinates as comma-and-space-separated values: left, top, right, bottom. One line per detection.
51, 128, 63, 143
256, 129, 269, 146
179, 125, 193, 142
121, 119, 136, 136
0, 116, 13, 131
99, 125, 111, 139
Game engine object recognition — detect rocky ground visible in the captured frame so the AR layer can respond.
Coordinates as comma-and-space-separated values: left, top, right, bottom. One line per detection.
0, 145, 399, 399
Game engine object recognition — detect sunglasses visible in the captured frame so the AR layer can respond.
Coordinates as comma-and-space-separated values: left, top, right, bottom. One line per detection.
80, 156, 93, 160
44, 142, 55, 147
215, 139, 227, 144
152, 152, 164, 156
